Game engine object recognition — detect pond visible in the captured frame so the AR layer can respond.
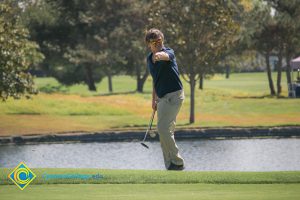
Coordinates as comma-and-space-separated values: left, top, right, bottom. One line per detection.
0, 138, 299, 171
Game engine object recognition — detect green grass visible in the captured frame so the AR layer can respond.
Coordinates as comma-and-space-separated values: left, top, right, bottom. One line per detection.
34, 73, 287, 96
1, 168, 300, 185
0, 169, 299, 200
35, 75, 141, 96
1, 184, 299, 200
0, 72, 299, 136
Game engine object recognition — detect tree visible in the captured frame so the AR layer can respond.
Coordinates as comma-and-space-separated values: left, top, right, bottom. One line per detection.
22, 0, 154, 93
71, 0, 131, 92
51, 0, 104, 91
148, 0, 240, 123
266, 0, 300, 86
0, 1, 44, 101
244, 0, 298, 96
253, 25, 277, 96
243, 1, 277, 95
214, 0, 256, 80
22, 0, 106, 91
121, 1, 151, 93
220, 50, 265, 73
56, 0, 130, 93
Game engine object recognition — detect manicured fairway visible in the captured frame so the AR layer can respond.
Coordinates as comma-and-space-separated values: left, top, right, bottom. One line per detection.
0, 184, 299, 200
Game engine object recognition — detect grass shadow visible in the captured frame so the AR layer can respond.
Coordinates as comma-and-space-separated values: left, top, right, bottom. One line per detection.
233, 94, 290, 99
114, 124, 146, 128
112, 122, 193, 130
177, 123, 194, 126
94, 90, 151, 96
39, 84, 70, 94
7, 112, 41, 115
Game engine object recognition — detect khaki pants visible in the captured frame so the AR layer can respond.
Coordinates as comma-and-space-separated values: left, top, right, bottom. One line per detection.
157, 90, 185, 169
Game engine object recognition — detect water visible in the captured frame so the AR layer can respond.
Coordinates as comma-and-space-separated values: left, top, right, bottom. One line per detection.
0, 138, 299, 171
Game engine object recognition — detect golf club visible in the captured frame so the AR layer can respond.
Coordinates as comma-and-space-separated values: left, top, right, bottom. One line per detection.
141, 109, 156, 149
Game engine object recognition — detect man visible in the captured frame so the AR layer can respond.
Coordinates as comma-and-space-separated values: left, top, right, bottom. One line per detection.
145, 28, 185, 170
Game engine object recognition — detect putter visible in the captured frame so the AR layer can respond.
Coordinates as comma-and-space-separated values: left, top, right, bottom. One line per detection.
141, 109, 156, 149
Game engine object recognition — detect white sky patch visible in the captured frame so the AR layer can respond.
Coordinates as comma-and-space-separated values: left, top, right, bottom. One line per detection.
270, 7, 276, 17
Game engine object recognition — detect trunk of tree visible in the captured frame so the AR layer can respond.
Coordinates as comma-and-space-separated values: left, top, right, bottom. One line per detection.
225, 65, 230, 79
136, 67, 149, 93
285, 51, 292, 85
84, 65, 97, 91
199, 73, 204, 90
189, 77, 196, 124
276, 49, 283, 96
265, 52, 276, 95
108, 73, 113, 93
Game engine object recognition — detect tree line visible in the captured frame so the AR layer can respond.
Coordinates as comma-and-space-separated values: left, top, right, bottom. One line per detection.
1, 0, 299, 123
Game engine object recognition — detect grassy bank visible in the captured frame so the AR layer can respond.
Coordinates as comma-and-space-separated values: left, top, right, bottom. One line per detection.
0, 72, 299, 136
1, 168, 300, 185
0, 169, 299, 200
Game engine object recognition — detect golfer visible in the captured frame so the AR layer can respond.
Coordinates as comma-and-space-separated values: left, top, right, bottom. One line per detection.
145, 28, 185, 170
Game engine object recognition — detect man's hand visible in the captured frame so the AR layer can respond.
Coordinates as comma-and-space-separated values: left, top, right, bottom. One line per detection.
152, 99, 157, 111
153, 52, 169, 62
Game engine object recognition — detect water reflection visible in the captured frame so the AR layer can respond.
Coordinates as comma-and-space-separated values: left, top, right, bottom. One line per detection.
0, 138, 299, 171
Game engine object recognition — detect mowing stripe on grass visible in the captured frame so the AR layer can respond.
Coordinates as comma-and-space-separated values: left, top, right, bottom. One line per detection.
1, 184, 300, 200
0, 169, 299, 185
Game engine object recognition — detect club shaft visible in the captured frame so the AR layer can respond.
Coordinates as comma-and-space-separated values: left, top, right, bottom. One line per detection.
142, 109, 156, 142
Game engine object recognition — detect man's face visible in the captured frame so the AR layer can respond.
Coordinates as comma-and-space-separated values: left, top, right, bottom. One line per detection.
148, 37, 163, 53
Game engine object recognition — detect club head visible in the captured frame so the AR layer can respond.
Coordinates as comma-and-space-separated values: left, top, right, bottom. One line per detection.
141, 142, 149, 149
149, 130, 157, 138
